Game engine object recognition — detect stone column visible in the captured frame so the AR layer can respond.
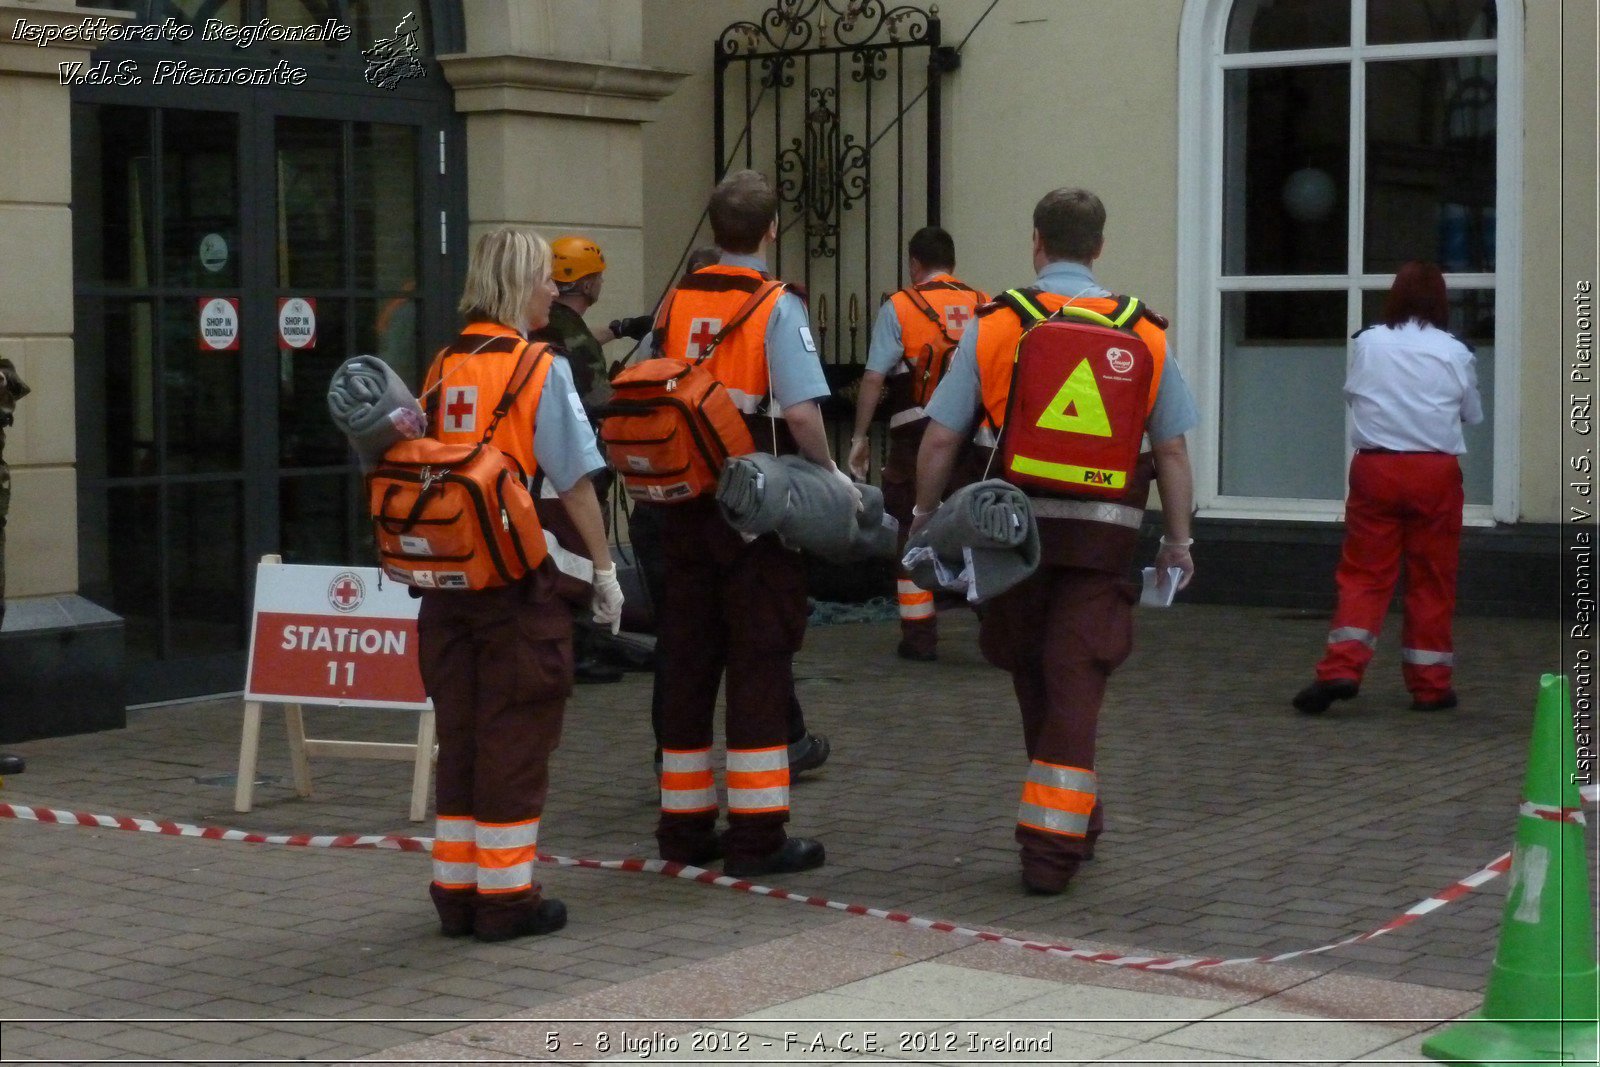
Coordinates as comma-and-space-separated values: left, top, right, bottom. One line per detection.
441, 0, 686, 331
0, 1, 128, 601
0, 2, 126, 739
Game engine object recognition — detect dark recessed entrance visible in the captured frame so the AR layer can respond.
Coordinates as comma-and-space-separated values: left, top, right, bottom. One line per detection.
70, 1, 464, 703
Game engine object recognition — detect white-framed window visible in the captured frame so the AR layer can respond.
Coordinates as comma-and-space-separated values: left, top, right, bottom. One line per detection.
1177, 0, 1521, 524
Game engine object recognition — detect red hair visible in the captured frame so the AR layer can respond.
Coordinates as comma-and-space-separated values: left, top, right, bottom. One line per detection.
1381, 261, 1449, 329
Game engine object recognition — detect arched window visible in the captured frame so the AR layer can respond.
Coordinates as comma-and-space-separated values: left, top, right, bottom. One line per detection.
1177, 0, 1520, 522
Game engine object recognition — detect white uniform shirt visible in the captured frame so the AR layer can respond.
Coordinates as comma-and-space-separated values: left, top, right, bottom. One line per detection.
1346, 321, 1483, 455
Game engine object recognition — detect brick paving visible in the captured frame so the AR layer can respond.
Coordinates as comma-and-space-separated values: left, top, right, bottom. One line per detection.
0, 601, 1592, 1062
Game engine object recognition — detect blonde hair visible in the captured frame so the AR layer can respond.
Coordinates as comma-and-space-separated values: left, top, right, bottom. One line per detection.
458, 227, 552, 332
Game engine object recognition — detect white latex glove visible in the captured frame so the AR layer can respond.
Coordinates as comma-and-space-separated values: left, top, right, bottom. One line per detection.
846, 436, 871, 482
828, 463, 865, 513
591, 565, 624, 635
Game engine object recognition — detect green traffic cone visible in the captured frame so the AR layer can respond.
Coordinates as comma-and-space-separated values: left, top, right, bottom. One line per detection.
1424, 674, 1599, 1065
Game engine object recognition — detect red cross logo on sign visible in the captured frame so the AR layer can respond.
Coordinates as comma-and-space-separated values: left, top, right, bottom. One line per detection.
944, 304, 973, 335
687, 318, 722, 361
443, 386, 477, 433
327, 572, 365, 613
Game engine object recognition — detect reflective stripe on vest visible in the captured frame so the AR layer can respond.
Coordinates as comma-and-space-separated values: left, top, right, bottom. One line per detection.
661, 747, 718, 813
1016, 760, 1096, 838
1328, 627, 1378, 648
432, 815, 476, 889
898, 577, 935, 621
659, 265, 784, 413
476, 818, 539, 894
1029, 497, 1144, 530
726, 745, 789, 815
1402, 647, 1455, 666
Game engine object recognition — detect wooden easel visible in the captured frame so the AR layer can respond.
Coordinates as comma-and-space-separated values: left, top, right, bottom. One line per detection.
234, 699, 436, 822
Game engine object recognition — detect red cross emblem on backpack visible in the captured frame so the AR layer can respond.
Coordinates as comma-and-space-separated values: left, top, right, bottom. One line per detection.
443, 386, 477, 433
686, 318, 723, 361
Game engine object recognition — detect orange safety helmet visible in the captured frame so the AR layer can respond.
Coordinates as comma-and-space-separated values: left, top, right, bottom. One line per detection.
551, 236, 606, 283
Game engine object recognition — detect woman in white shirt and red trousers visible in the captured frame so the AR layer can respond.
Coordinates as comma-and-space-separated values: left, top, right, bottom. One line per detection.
1295, 261, 1484, 715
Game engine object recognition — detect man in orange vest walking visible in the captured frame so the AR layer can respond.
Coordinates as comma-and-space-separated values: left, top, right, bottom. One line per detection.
911, 189, 1199, 893
641, 170, 855, 877
848, 227, 988, 661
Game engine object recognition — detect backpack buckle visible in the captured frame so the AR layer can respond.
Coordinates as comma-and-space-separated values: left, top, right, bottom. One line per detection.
420, 466, 438, 491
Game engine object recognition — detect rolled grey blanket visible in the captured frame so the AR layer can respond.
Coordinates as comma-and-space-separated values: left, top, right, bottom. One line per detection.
717, 453, 898, 563
902, 478, 1039, 603
327, 355, 426, 469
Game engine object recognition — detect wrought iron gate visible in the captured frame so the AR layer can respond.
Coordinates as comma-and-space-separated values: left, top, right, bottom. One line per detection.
713, 1, 956, 405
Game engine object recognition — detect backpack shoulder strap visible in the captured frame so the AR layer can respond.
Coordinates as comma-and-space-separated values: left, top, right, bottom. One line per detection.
900, 285, 964, 349
994, 287, 1051, 327
481, 340, 551, 445
702, 279, 787, 361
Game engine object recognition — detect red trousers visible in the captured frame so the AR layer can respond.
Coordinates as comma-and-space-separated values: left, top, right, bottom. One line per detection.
979, 567, 1133, 886
647, 498, 808, 865
1317, 451, 1463, 700
418, 567, 573, 922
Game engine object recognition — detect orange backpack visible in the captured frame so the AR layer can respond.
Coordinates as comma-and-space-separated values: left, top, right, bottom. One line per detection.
599, 281, 784, 503
600, 358, 756, 503
369, 344, 551, 589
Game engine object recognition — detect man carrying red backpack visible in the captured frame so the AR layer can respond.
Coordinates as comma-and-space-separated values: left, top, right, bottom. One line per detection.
910, 188, 1198, 894
637, 170, 854, 877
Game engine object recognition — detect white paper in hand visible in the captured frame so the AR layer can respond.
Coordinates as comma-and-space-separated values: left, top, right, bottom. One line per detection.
1139, 566, 1184, 608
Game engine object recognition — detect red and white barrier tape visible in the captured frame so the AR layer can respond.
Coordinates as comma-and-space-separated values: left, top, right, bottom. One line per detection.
1521, 800, 1588, 825
0, 803, 428, 852
0, 801, 1514, 973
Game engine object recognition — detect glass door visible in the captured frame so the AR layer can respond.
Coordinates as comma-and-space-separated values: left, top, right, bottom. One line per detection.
75, 99, 443, 702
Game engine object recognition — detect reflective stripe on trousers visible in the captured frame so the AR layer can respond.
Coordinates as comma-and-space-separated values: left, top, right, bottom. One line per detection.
898, 577, 935, 621
727, 745, 789, 815
1327, 626, 1378, 648
1016, 760, 1096, 838
476, 818, 539, 894
1401, 647, 1455, 666
661, 747, 718, 813
432, 814, 476, 889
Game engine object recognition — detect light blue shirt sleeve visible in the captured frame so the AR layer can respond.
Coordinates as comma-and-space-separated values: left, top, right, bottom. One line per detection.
532, 355, 607, 492
923, 323, 984, 433
1147, 354, 1200, 445
864, 302, 905, 376
764, 290, 831, 409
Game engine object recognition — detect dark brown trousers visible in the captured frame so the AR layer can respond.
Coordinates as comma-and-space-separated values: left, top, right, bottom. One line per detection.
418, 567, 574, 909
881, 426, 935, 654
979, 566, 1134, 883
647, 499, 808, 863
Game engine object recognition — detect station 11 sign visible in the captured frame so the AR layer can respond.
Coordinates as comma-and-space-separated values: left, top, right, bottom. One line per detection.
245, 561, 430, 710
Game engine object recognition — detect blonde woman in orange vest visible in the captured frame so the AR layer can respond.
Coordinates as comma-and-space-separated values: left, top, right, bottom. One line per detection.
848, 226, 988, 661
911, 189, 1198, 894
643, 170, 857, 877
419, 227, 623, 941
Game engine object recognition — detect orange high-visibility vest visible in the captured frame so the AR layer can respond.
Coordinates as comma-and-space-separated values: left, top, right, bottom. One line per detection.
655, 265, 787, 415
422, 323, 554, 478
887, 273, 988, 410
972, 289, 1169, 575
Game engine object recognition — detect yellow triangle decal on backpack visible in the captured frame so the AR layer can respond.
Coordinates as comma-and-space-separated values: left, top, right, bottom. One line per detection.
1035, 359, 1112, 437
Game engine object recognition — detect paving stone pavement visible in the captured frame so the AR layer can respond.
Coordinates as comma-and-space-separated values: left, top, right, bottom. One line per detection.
0, 601, 1593, 1063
